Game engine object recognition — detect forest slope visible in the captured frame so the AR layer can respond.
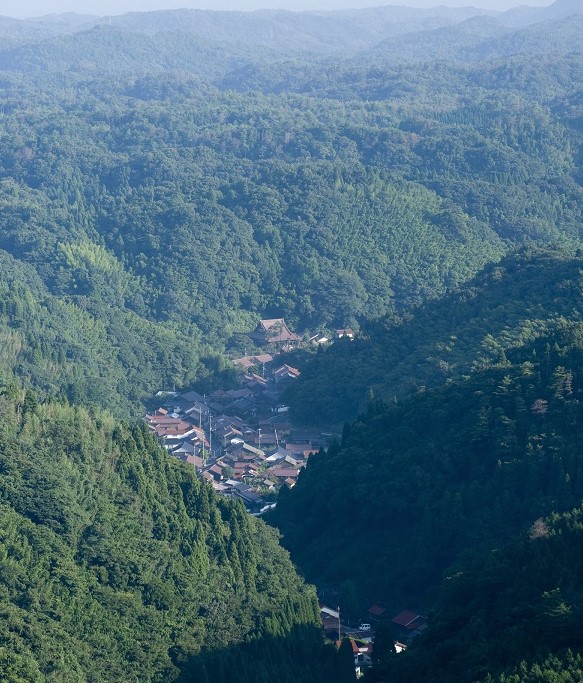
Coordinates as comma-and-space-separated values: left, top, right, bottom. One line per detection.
368, 507, 583, 682
0, 10, 581, 414
1, 57, 583, 400
287, 251, 583, 424
273, 252, 583, 609
0, 386, 345, 682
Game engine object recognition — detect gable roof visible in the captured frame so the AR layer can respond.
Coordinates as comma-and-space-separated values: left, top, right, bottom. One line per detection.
391, 610, 422, 628
249, 318, 301, 344
274, 364, 301, 379
233, 353, 274, 368
268, 467, 300, 478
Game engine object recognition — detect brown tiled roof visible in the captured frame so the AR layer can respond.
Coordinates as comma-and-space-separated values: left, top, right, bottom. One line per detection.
269, 467, 300, 478
249, 319, 301, 344
391, 610, 421, 627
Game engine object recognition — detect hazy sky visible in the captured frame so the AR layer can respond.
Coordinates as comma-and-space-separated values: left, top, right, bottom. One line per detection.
1, 0, 554, 20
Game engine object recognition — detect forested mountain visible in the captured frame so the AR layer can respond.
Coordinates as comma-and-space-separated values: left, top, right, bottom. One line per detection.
287, 251, 583, 424
361, 14, 583, 63
272, 251, 583, 608
0, 385, 346, 682
501, 0, 582, 27
0, 1, 582, 415
368, 507, 583, 682
365, 508, 583, 683
1, 2, 583, 682
0, 13, 98, 49
0, 248, 242, 416
0, 6, 495, 56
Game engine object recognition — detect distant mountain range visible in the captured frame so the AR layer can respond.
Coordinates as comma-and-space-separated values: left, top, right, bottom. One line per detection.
0, 0, 578, 74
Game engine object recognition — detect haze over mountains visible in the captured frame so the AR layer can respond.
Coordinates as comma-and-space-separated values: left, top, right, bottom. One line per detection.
1, 0, 583, 681
0, 0, 579, 59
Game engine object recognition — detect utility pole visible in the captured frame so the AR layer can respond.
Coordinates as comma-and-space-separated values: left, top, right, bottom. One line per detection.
201, 407, 206, 468
338, 605, 341, 643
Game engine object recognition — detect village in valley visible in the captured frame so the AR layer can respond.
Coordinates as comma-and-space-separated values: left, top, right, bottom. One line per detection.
146, 317, 424, 677
146, 318, 353, 513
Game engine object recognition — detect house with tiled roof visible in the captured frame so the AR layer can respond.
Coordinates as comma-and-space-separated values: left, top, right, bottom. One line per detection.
249, 319, 301, 347
367, 604, 387, 620
232, 353, 274, 369
274, 364, 301, 383
390, 610, 428, 643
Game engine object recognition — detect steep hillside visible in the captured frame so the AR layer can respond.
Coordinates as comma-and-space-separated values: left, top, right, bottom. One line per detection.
273, 252, 583, 608
0, 387, 345, 682
368, 507, 583, 682
3, 55, 583, 346
0, 249, 237, 416
287, 251, 583, 424
0, 9, 582, 417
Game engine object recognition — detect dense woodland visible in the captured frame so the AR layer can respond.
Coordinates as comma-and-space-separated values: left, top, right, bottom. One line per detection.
287, 250, 583, 423
272, 251, 583, 679
368, 506, 583, 682
0, 385, 349, 682
272, 254, 583, 602
1, 1, 583, 681
0, 2, 582, 415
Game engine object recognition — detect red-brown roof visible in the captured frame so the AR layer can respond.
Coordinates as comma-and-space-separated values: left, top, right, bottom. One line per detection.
249, 319, 301, 344
391, 610, 421, 628
274, 364, 301, 377
368, 604, 386, 617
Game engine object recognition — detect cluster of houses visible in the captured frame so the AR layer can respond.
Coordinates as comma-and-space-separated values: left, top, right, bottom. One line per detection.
146, 319, 337, 512
319, 603, 428, 677
360, 604, 428, 650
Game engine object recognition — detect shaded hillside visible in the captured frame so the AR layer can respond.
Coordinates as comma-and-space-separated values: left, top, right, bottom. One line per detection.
287, 251, 583, 425
369, 507, 583, 682
273, 252, 583, 608
0, 387, 344, 682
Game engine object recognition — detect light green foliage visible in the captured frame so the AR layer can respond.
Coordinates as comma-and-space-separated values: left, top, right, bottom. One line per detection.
0, 391, 343, 681
0, 28, 582, 416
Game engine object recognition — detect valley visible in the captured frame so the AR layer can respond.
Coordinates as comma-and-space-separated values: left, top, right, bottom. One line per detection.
0, 0, 583, 681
